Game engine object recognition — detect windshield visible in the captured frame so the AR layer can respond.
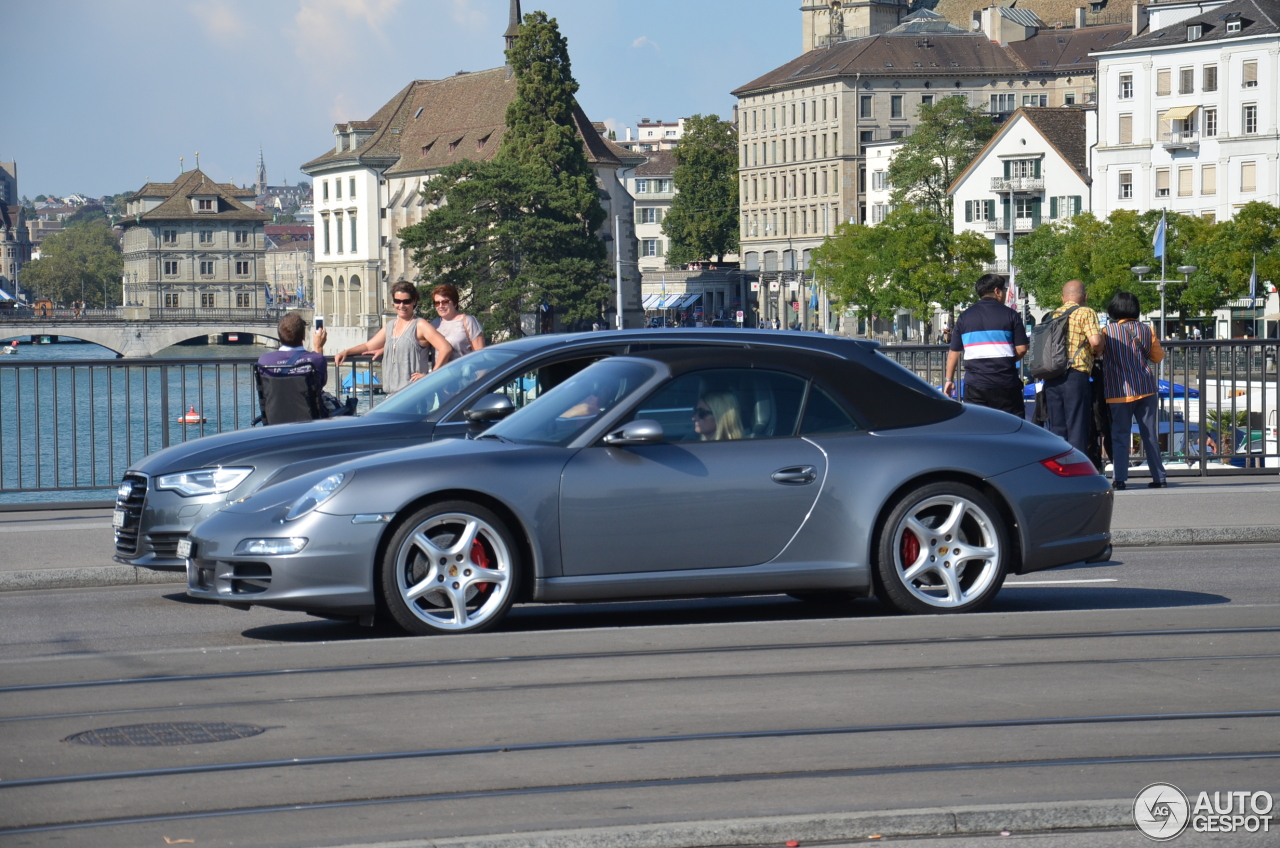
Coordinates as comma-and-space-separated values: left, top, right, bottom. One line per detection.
482, 359, 656, 447
367, 347, 519, 418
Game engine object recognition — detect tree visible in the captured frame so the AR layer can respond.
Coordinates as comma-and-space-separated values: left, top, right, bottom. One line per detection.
19, 219, 122, 306
66, 204, 107, 225
34, 194, 47, 203
398, 10, 610, 338
887, 96, 996, 219
662, 114, 739, 265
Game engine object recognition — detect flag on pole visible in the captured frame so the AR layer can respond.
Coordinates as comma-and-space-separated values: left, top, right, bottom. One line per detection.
1153, 211, 1167, 259
1250, 255, 1258, 307
264, 284, 273, 305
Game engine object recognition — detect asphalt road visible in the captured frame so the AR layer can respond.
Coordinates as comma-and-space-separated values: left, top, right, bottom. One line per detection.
0, 544, 1277, 847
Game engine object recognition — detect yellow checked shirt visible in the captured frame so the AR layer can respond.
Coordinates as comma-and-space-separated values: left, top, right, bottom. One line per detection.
1052, 304, 1101, 373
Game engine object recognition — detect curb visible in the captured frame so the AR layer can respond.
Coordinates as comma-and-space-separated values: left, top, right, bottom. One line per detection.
0, 565, 184, 593
1112, 525, 1280, 547
2, 526, 1279, 592
329, 799, 1132, 848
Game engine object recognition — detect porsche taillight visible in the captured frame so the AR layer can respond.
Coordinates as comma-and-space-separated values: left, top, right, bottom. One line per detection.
1040, 449, 1099, 477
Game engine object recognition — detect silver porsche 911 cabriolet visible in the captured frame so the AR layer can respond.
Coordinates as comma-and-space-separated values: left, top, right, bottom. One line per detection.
183, 337, 1112, 632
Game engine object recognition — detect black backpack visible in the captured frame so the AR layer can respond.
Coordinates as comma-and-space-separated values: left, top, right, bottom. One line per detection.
1027, 305, 1080, 381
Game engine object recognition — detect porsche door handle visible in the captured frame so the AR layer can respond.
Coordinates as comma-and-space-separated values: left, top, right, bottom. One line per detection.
771, 465, 817, 485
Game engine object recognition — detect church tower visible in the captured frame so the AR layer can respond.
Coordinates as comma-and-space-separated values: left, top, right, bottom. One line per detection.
504, 0, 522, 51
255, 148, 267, 196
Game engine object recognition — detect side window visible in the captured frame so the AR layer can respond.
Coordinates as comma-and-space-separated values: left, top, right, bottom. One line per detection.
800, 385, 861, 435
630, 368, 807, 443
496, 356, 609, 411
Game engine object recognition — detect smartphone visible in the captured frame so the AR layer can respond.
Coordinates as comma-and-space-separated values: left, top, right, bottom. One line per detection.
314, 317, 324, 330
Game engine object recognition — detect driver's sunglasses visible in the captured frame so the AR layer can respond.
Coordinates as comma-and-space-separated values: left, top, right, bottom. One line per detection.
393, 298, 415, 306
694, 406, 713, 419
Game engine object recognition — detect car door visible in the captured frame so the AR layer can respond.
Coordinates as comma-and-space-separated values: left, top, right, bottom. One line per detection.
558, 368, 827, 576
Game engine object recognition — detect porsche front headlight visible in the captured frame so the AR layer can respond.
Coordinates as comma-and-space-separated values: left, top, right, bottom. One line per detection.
284, 472, 346, 521
155, 467, 254, 497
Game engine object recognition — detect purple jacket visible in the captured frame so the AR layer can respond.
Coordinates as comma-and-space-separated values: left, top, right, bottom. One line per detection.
257, 347, 328, 389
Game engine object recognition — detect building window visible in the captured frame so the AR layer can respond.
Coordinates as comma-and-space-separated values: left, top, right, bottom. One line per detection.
1178, 166, 1193, 196
349, 215, 357, 251
870, 170, 887, 191
199, 230, 213, 244
921, 94, 934, 108
1008, 159, 1037, 178
236, 260, 250, 275
1179, 67, 1194, 94
890, 95, 903, 119
1119, 171, 1133, 199
236, 293, 251, 307
335, 179, 342, 199
1119, 114, 1133, 144
990, 93, 1016, 112
322, 217, 330, 254
1204, 108, 1217, 137
349, 177, 356, 198
1227, 19, 1241, 32
639, 207, 656, 224
164, 292, 179, 308
1064, 91, 1076, 106
1014, 197, 1034, 219
1243, 104, 1258, 133
965, 199, 994, 221
197, 198, 213, 211
1243, 60, 1258, 87
1202, 164, 1216, 195
871, 203, 888, 223
199, 260, 214, 276
1202, 211, 1216, 223
1156, 69, 1171, 96
234, 230, 248, 244
163, 260, 179, 276
635, 179, 648, 194
1049, 196, 1081, 219
1022, 94, 1048, 107
1203, 65, 1218, 92
323, 180, 329, 200
1119, 73, 1133, 99
859, 95, 872, 118
641, 239, 663, 257
1155, 168, 1170, 197
335, 213, 343, 252
1241, 161, 1257, 192
1187, 24, 1202, 40
201, 293, 215, 308
162, 229, 177, 244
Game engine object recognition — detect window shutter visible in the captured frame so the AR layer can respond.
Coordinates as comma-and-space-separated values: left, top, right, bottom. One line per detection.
1119, 114, 1133, 144
1003, 161, 1011, 179
965, 200, 973, 222
657, 240, 665, 257
1202, 165, 1217, 195
1244, 61, 1258, 86
1002, 197, 1011, 228
1033, 159, 1042, 178
1242, 161, 1257, 192
1156, 169, 1170, 194
1156, 69, 1170, 95
1179, 167, 1193, 196
1050, 196, 1059, 219
1031, 197, 1042, 227
986, 200, 996, 220
1073, 196, 1082, 215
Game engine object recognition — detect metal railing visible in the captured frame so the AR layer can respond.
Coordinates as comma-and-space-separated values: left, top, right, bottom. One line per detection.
880, 339, 1279, 476
989, 177, 1045, 192
0, 355, 385, 496
0, 307, 299, 324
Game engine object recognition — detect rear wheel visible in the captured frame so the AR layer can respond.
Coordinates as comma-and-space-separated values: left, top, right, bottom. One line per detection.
875, 482, 1007, 615
380, 501, 520, 635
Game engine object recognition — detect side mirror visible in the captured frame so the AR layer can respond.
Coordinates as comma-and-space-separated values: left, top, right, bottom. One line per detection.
464, 393, 517, 423
603, 419, 664, 446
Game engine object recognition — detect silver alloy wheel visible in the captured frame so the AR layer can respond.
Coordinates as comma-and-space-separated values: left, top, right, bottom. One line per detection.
394, 512, 512, 632
891, 494, 1001, 609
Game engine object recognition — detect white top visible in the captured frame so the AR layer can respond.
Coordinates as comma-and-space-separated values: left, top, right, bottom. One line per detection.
431, 314, 483, 357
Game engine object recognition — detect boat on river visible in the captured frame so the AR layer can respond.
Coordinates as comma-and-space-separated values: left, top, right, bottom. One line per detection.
177, 406, 206, 424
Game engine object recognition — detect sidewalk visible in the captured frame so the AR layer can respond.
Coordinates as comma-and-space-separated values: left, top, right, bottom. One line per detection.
1, 476, 1278, 592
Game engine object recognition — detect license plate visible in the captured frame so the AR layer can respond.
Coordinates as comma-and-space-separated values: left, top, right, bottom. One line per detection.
112, 510, 125, 528
176, 538, 193, 559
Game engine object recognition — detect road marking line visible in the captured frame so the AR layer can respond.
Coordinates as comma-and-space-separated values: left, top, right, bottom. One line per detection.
1004, 578, 1119, 586
0, 522, 113, 533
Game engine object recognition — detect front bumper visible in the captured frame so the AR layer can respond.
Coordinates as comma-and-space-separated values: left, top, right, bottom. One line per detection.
185, 508, 384, 616
989, 462, 1114, 574
112, 473, 233, 570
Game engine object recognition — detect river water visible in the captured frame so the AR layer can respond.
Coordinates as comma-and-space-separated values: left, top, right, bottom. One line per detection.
0, 340, 281, 503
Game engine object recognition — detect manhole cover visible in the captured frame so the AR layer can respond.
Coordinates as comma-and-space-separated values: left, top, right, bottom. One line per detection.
64, 722, 268, 747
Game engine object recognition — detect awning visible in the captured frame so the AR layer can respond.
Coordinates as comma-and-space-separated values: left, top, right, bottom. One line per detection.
1164, 105, 1199, 121
656, 294, 683, 309
679, 293, 703, 310
642, 294, 660, 309
0, 288, 13, 302
1263, 313, 1280, 321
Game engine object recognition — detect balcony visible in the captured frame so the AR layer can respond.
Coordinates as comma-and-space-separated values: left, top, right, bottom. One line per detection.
984, 217, 1037, 233
1162, 131, 1200, 152
990, 177, 1045, 192
982, 260, 1012, 274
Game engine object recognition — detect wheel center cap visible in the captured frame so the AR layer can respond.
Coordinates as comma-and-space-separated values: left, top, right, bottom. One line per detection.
937, 545, 949, 555
448, 565, 458, 577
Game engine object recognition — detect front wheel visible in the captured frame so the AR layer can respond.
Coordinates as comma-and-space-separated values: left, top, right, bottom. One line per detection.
875, 482, 1007, 615
380, 501, 521, 635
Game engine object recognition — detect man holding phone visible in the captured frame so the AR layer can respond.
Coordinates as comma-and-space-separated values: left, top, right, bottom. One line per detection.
258, 311, 329, 388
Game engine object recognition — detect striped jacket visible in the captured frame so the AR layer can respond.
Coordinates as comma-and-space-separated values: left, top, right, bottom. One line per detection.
1102, 320, 1164, 403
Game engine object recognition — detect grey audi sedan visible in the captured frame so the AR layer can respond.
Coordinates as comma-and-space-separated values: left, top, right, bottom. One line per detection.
114, 329, 765, 570
184, 338, 1113, 631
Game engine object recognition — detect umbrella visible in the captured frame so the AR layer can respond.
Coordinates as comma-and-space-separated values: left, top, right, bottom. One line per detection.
1157, 380, 1198, 398
341, 370, 381, 391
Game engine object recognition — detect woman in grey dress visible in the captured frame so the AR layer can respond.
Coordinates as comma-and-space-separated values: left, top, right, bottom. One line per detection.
429, 284, 485, 357
334, 282, 453, 394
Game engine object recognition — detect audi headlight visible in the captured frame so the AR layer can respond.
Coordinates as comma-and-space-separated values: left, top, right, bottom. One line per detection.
155, 467, 254, 497
284, 472, 346, 521
234, 537, 308, 556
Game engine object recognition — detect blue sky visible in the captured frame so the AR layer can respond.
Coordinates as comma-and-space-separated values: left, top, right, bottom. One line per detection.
5, 0, 798, 199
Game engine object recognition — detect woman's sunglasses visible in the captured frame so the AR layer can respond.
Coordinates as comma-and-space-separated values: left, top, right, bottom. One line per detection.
694, 406, 713, 419
393, 298, 415, 306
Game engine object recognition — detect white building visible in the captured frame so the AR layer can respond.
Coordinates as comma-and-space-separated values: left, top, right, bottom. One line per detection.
616, 119, 686, 154
300, 1, 640, 348
948, 107, 1092, 276
619, 150, 676, 273
864, 139, 904, 223
1092, 0, 1280, 222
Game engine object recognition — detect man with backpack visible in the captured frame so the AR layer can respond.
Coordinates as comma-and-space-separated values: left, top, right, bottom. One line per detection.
1041, 280, 1104, 454
944, 274, 1028, 416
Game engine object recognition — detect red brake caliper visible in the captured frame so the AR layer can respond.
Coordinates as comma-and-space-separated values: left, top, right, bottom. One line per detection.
471, 539, 491, 593
900, 530, 920, 569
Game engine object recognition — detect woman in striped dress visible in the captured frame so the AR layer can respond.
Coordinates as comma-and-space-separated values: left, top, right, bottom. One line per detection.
1102, 291, 1166, 489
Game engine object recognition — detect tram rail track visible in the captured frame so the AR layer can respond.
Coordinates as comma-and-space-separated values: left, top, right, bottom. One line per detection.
4, 624, 1277, 695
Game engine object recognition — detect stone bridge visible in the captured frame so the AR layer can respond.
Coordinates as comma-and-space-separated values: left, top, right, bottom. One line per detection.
0, 307, 311, 358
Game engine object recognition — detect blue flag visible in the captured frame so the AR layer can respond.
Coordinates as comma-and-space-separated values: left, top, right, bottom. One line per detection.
1153, 212, 1167, 259
264, 284, 273, 305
